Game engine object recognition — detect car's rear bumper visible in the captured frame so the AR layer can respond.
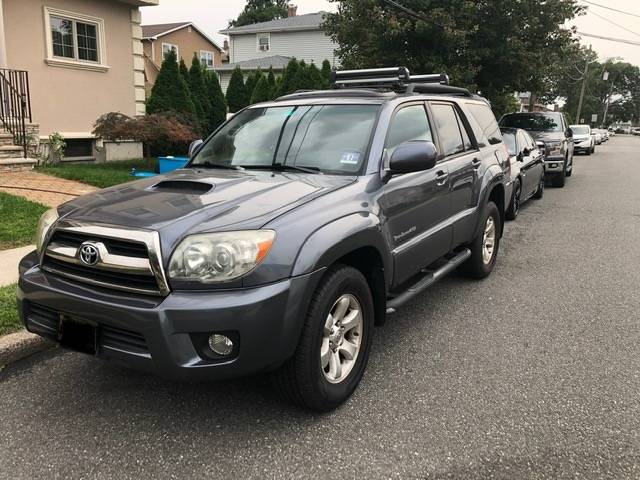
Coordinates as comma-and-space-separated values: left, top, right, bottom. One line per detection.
544, 155, 565, 173
18, 251, 323, 381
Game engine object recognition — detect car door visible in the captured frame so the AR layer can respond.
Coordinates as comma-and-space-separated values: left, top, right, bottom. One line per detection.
428, 101, 481, 246
378, 102, 452, 286
522, 131, 545, 197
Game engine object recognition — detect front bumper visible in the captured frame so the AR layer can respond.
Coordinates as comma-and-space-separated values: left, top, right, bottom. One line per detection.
544, 155, 565, 173
18, 251, 323, 381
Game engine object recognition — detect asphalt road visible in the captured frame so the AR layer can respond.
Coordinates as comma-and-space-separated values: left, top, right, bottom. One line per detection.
2, 135, 640, 480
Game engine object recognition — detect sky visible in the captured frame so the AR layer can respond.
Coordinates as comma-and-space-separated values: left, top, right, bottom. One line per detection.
141, 0, 640, 66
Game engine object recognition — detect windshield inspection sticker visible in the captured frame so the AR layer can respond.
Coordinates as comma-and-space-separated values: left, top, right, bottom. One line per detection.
340, 151, 361, 165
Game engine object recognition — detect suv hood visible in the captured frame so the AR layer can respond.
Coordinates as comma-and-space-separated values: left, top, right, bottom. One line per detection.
58, 168, 356, 237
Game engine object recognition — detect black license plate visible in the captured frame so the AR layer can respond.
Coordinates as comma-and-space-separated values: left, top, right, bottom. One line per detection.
59, 314, 97, 355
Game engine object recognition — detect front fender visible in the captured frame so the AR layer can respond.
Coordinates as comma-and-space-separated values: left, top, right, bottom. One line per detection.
291, 213, 392, 286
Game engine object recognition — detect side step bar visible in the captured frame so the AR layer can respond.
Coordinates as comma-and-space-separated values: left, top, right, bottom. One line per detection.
386, 248, 471, 313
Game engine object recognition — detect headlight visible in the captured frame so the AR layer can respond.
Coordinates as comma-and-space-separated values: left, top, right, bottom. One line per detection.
168, 230, 275, 283
546, 141, 562, 155
36, 208, 59, 253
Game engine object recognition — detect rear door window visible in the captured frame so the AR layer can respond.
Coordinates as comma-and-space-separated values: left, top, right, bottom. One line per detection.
430, 103, 464, 157
466, 102, 503, 145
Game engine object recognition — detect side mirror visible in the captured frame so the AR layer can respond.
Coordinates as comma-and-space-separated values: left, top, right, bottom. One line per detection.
566, 128, 573, 137
516, 152, 524, 162
522, 147, 530, 157
188, 139, 204, 158
388, 141, 438, 174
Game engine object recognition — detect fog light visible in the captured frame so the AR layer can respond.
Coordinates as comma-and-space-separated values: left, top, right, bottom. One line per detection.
208, 334, 234, 356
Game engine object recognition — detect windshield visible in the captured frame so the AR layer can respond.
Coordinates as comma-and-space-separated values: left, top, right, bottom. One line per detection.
571, 126, 590, 135
190, 104, 380, 174
502, 132, 517, 156
500, 113, 562, 132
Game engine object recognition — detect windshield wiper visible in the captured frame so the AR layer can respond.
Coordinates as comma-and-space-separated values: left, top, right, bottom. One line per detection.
190, 161, 244, 171
271, 163, 323, 175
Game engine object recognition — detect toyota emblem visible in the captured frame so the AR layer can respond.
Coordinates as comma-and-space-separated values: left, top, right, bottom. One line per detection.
78, 243, 100, 266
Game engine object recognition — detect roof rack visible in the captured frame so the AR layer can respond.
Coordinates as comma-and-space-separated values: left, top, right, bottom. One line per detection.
331, 67, 451, 92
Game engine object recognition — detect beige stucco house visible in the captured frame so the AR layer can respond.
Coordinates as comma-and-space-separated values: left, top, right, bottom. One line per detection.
142, 22, 225, 94
0, 0, 158, 164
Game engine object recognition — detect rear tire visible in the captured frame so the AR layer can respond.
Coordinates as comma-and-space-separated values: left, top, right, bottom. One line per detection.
505, 179, 520, 221
272, 265, 374, 412
461, 201, 501, 279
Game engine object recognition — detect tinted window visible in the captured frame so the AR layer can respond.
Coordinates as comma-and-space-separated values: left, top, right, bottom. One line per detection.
500, 113, 562, 132
386, 104, 432, 155
431, 103, 464, 156
466, 102, 502, 145
192, 104, 379, 174
458, 112, 474, 151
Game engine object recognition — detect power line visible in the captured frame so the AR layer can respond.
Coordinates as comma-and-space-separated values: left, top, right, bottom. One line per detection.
588, 10, 640, 39
579, 0, 640, 19
379, 0, 430, 23
576, 31, 640, 46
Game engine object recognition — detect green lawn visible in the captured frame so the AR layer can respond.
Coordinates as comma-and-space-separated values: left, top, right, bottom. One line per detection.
38, 158, 158, 189
0, 192, 49, 250
0, 283, 21, 336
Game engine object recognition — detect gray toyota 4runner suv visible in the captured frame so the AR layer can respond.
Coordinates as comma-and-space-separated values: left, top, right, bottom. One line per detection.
18, 68, 509, 411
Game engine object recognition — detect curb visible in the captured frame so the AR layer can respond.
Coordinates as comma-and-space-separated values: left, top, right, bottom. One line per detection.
0, 329, 54, 367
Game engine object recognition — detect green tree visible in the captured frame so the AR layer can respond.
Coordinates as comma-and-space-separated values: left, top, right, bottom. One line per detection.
308, 63, 325, 90
321, 59, 332, 88
206, 71, 227, 133
226, 66, 250, 113
277, 58, 300, 96
266, 67, 277, 98
230, 0, 288, 27
188, 54, 210, 133
245, 68, 265, 101
147, 49, 195, 116
251, 76, 272, 104
324, 0, 583, 105
179, 58, 190, 84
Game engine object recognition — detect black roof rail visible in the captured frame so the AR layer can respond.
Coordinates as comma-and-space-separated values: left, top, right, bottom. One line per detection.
406, 83, 473, 97
331, 67, 450, 92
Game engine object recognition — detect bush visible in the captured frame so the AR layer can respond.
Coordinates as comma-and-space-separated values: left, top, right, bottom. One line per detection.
251, 76, 272, 104
227, 66, 250, 113
188, 54, 211, 134
321, 59, 332, 88
206, 71, 227, 134
277, 58, 300, 96
93, 112, 199, 157
146, 49, 195, 116
267, 67, 277, 98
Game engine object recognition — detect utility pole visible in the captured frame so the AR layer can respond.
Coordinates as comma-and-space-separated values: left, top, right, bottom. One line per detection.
576, 57, 590, 124
602, 72, 615, 128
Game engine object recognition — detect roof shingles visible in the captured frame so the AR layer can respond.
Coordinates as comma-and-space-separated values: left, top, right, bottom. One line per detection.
220, 12, 326, 35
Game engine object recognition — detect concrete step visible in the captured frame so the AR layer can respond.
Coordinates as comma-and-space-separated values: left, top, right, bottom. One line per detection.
0, 133, 15, 147
0, 145, 25, 159
0, 157, 36, 172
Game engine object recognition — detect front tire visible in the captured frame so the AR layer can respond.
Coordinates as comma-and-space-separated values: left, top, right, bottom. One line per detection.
461, 201, 501, 279
272, 265, 374, 411
533, 176, 544, 199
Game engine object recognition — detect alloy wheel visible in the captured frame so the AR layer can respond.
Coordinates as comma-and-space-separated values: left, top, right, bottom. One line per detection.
482, 216, 496, 265
321, 294, 363, 384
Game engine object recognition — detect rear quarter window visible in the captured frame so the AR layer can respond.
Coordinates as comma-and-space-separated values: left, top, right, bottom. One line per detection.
466, 102, 503, 145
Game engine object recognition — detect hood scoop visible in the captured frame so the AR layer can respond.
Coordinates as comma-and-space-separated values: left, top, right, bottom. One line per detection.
150, 180, 214, 195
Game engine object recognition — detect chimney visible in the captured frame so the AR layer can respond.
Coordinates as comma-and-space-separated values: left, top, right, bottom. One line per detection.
223, 39, 229, 52
288, 4, 297, 17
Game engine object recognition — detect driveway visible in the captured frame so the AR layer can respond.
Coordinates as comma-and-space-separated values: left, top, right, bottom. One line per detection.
1, 136, 640, 479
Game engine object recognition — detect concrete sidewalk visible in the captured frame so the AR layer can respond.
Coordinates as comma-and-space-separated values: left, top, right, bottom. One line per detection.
0, 245, 34, 287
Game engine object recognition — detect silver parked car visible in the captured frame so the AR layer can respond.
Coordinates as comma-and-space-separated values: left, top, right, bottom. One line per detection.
570, 124, 595, 155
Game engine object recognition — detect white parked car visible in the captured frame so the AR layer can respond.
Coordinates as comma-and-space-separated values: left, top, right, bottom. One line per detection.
570, 124, 595, 155
592, 130, 603, 145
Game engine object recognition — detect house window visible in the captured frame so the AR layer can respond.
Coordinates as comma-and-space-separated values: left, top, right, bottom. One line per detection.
50, 15, 99, 62
200, 50, 214, 68
257, 33, 270, 52
44, 7, 107, 71
162, 43, 179, 61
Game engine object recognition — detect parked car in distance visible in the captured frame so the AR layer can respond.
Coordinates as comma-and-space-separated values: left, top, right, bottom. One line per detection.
570, 124, 595, 155
18, 67, 510, 412
593, 129, 603, 145
632, 129, 640, 136
499, 112, 574, 188
500, 127, 545, 220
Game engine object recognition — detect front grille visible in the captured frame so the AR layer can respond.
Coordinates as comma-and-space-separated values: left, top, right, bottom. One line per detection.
41, 225, 169, 296
50, 231, 148, 258
25, 302, 149, 356
43, 256, 160, 294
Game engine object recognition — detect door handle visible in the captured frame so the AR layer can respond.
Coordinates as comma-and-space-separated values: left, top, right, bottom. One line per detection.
435, 170, 448, 186
472, 158, 481, 169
